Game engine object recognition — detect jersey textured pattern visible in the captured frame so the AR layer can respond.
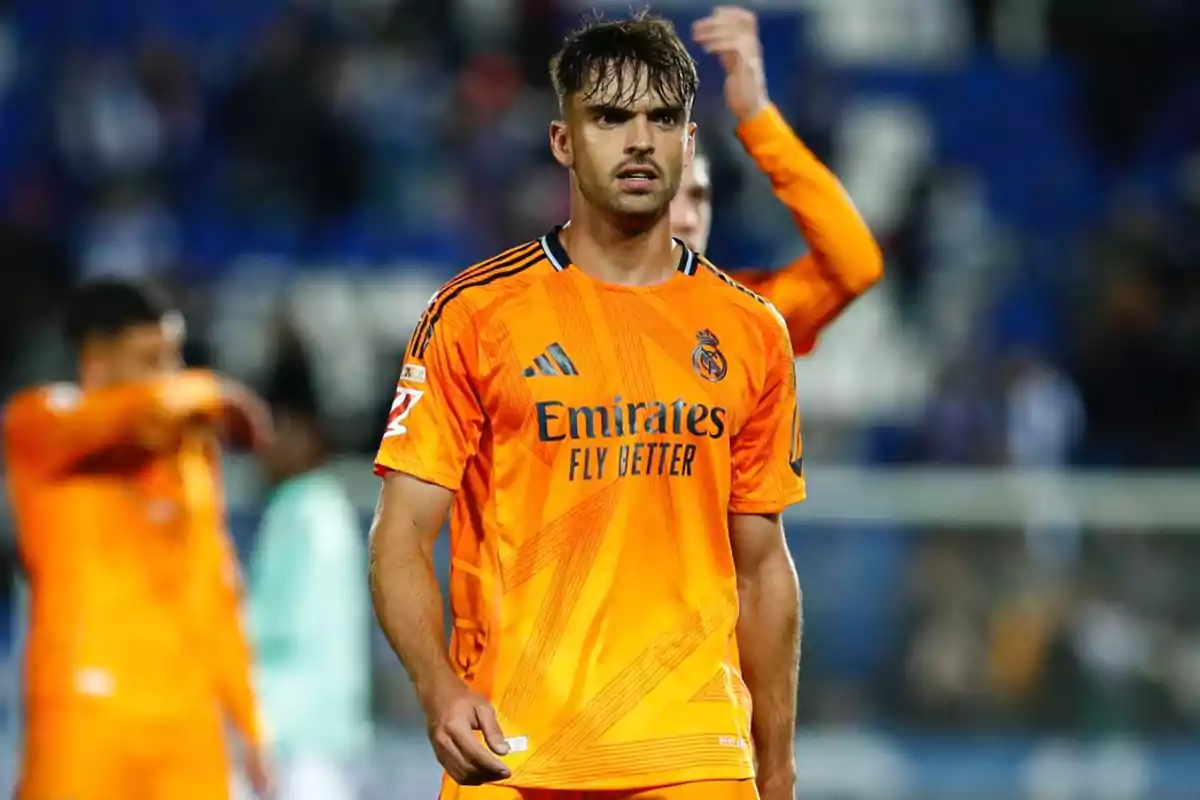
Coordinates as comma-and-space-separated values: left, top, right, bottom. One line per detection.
375, 229, 806, 790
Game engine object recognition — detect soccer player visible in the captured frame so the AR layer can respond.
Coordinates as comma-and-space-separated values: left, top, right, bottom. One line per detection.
3, 280, 274, 799
371, 13, 804, 800
679, 6, 883, 356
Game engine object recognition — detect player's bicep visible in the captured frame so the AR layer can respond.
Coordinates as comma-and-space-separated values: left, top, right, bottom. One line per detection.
729, 320, 806, 514
729, 512, 790, 582
375, 307, 483, 492
370, 471, 455, 558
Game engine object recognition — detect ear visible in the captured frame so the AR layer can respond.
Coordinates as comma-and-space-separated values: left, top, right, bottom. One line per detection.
549, 119, 573, 168
685, 121, 697, 168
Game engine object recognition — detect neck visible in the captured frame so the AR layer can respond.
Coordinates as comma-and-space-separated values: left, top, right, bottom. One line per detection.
561, 194, 679, 287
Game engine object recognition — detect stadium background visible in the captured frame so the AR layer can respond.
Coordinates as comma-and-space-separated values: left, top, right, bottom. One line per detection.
1, 0, 1200, 796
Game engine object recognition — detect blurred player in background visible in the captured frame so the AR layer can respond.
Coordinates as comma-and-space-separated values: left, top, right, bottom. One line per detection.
248, 335, 371, 800
372, 11, 803, 800
679, 6, 883, 356
2, 280, 274, 799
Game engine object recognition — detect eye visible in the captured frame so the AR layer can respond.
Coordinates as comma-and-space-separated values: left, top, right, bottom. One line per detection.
652, 110, 681, 127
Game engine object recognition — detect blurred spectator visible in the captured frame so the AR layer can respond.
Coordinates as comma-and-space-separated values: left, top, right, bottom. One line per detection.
77, 182, 180, 280
54, 52, 164, 187
0, 176, 74, 396
248, 333, 371, 799
214, 11, 366, 227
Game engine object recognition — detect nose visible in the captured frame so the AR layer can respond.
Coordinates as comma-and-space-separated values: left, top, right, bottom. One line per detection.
625, 114, 654, 156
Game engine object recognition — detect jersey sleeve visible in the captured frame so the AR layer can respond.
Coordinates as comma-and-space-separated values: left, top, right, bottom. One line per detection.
2, 371, 223, 476
729, 264, 839, 357
729, 104, 883, 356
208, 525, 264, 747
187, 435, 264, 747
729, 314, 807, 514
373, 302, 484, 492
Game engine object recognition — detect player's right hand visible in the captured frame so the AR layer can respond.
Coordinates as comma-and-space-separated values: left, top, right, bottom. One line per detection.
424, 680, 512, 785
693, 5, 769, 123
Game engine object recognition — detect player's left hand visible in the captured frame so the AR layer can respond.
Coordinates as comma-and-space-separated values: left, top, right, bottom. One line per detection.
693, 6, 769, 123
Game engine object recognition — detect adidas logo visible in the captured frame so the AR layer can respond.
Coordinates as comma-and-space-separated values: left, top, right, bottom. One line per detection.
523, 343, 579, 377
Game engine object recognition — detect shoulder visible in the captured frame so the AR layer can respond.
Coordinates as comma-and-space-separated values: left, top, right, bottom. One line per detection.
693, 257, 791, 345
7, 384, 80, 414
4, 383, 79, 429
409, 238, 556, 358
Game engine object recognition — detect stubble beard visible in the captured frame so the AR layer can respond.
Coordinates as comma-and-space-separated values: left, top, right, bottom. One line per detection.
586, 174, 681, 233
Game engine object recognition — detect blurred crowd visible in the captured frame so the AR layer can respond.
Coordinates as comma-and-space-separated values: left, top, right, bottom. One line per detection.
788, 524, 1200, 736
0, 0, 1198, 465
1, 0, 1200, 743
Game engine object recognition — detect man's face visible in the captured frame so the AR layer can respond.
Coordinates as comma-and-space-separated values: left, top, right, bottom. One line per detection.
552, 68, 696, 224
84, 315, 184, 387
670, 153, 712, 253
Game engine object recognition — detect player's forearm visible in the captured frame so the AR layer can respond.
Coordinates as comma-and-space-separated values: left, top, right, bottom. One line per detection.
369, 522, 457, 707
105, 370, 225, 448
737, 104, 883, 295
221, 639, 264, 748
736, 547, 802, 783
4, 371, 224, 469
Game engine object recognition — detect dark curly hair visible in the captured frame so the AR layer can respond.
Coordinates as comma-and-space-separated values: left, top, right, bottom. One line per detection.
550, 10, 699, 114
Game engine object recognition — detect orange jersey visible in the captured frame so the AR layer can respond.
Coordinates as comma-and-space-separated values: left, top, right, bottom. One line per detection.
727, 104, 883, 356
2, 373, 260, 743
375, 230, 806, 790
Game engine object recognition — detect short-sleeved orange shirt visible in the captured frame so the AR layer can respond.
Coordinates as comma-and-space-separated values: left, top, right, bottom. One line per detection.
375, 228, 806, 790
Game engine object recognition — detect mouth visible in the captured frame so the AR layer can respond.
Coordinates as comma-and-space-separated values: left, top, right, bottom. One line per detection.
616, 165, 660, 192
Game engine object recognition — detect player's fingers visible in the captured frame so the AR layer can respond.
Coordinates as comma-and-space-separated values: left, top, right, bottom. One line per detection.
697, 34, 750, 57
431, 729, 474, 784
692, 17, 719, 40
448, 722, 512, 782
715, 5, 756, 24
692, 14, 735, 35
713, 6, 758, 36
473, 703, 512, 756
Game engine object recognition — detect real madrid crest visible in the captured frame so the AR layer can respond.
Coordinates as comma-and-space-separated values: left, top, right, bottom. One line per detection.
692, 329, 727, 383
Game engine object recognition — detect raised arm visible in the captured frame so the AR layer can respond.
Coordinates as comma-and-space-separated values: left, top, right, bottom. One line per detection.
3, 370, 270, 476
3, 371, 223, 475
727, 312, 806, 799
370, 299, 510, 786
695, 6, 883, 355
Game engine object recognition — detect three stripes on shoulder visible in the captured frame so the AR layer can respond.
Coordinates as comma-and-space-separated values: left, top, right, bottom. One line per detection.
523, 343, 579, 378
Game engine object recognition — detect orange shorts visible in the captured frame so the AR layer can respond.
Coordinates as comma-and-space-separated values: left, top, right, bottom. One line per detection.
18, 700, 230, 800
440, 778, 759, 800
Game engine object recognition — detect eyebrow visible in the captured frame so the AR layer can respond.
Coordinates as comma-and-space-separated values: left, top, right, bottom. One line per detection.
584, 103, 686, 118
